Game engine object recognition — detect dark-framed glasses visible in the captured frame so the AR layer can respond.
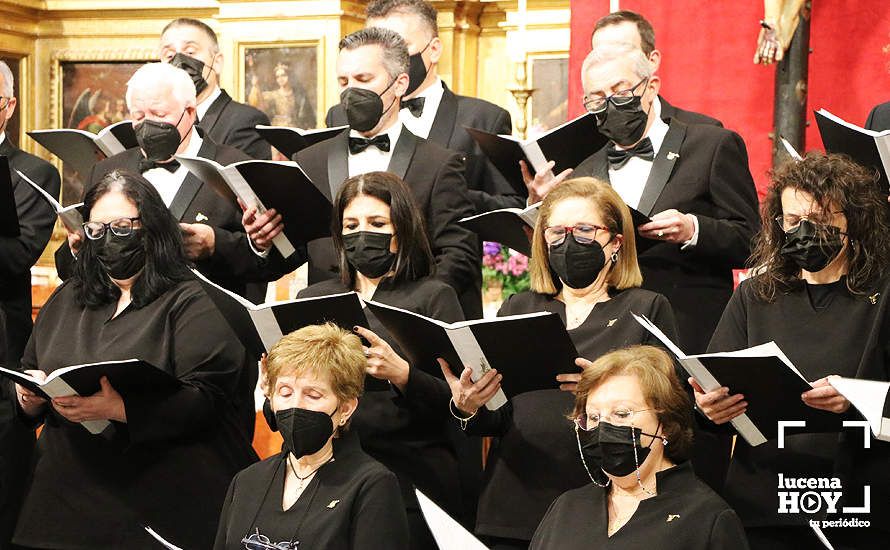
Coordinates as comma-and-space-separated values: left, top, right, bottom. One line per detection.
774, 211, 843, 233
574, 407, 655, 431
241, 529, 299, 550
544, 224, 611, 246
82, 217, 141, 240
583, 77, 648, 114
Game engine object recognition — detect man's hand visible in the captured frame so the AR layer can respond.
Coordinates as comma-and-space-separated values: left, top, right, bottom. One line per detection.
520, 160, 573, 204
638, 209, 696, 244
239, 199, 283, 252
180, 222, 216, 260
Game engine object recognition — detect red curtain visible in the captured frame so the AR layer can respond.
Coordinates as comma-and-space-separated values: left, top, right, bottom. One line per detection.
569, 0, 890, 197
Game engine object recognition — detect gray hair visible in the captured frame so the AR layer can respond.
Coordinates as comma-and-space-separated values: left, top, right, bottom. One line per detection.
125, 62, 196, 110
582, 43, 652, 82
339, 27, 409, 80
0, 61, 14, 98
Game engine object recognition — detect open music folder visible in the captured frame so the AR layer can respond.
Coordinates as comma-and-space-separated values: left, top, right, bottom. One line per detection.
28, 120, 138, 175
16, 168, 83, 233
814, 109, 890, 193
255, 124, 348, 158
830, 376, 890, 442
633, 313, 841, 446
363, 300, 580, 410
459, 202, 539, 256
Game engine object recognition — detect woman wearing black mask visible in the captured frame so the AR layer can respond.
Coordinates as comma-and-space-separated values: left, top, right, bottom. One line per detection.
694, 153, 890, 550
296, 171, 465, 549
11, 170, 257, 549
214, 323, 408, 549
530, 346, 748, 549
442, 177, 678, 549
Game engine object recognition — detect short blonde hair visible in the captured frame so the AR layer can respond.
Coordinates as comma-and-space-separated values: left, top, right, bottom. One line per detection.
263, 323, 366, 404
125, 62, 197, 111
571, 345, 694, 463
530, 177, 643, 294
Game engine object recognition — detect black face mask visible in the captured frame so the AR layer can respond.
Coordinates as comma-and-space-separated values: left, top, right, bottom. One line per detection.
135, 110, 189, 163
405, 40, 432, 96
548, 233, 608, 289
272, 405, 337, 459
779, 219, 845, 273
578, 421, 662, 479
340, 80, 397, 132
595, 95, 650, 147
92, 229, 145, 280
343, 231, 396, 278
170, 53, 212, 96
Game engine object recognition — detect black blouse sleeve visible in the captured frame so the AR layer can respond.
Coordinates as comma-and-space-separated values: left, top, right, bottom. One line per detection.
213, 472, 239, 550
124, 288, 248, 446
707, 282, 750, 353
643, 292, 680, 345
707, 509, 750, 549
349, 469, 409, 549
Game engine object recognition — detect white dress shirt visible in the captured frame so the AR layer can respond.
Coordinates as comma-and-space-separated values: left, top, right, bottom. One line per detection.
142, 127, 202, 207
347, 122, 403, 177
196, 87, 222, 122
399, 77, 445, 139
0, 132, 6, 146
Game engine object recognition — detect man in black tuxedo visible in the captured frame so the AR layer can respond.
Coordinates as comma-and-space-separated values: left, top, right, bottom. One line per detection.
0, 59, 58, 549
325, 0, 524, 212
592, 10, 723, 127
160, 18, 271, 160
252, 28, 480, 317
865, 100, 890, 130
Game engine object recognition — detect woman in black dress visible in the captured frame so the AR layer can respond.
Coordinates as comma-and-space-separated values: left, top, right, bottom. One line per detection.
530, 345, 748, 549
12, 171, 257, 549
295, 171, 466, 549
213, 323, 408, 550
694, 153, 890, 550
442, 177, 678, 549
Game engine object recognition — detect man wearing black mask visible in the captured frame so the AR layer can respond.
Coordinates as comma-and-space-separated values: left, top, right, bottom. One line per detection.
160, 18, 271, 160
246, 27, 481, 318
0, 59, 59, 550
325, 0, 523, 213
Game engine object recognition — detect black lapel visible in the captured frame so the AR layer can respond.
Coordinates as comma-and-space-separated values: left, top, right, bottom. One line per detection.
590, 147, 610, 181
426, 83, 458, 147
197, 89, 231, 135
168, 139, 214, 221
387, 127, 417, 180
326, 131, 349, 200
657, 94, 677, 123
0, 138, 14, 157
636, 120, 686, 216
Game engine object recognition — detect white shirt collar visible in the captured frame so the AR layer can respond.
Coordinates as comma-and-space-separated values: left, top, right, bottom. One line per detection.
645, 114, 669, 155
399, 78, 444, 139
0, 132, 5, 146
196, 86, 222, 121
181, 126, 203, 157
651, 95, 663, 120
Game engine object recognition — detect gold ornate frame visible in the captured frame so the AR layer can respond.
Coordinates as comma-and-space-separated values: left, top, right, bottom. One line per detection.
234, 39, 326, 129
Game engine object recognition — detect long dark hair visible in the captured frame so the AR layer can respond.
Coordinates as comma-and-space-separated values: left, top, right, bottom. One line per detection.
72, 170, 192, 309
332, 171, 434, 288
748, 152, 890, 302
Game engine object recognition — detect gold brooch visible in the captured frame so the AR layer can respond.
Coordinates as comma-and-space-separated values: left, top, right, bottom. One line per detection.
196, 212, 209, 222
666, 152, 680, 160
607, 319, 617, 327
327, 500, 340, 509
666, 514, 680, 522
868, 292, 880, 305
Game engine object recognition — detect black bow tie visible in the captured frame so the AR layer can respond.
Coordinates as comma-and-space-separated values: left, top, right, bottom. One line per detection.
138, 158, 180, 174
401, 97, 426, 117
607, 138, 655, 169
348, 134, 391, 155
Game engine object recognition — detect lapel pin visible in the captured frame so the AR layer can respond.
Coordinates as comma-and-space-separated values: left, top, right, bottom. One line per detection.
666, 152, 680, 161
195, 213, 209, 222
666, 514, 680, 522
607, 319, 617, 327
869, 292, 880, 305
327, 499, 340, 509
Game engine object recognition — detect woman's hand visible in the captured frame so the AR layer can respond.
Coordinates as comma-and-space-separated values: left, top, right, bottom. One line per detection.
556, 357, 594, 392
520, 160, 572, 205
354, 326, 410, 390
805, 376, 851, 414
239, 199, 283, 252
52, 376, 127, 423
439, 359, 502, 417
16, 370, 48, 417
689, 378, 748, 425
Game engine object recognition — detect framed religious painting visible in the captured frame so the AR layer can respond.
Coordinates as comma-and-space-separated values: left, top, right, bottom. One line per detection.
49, 49, 154, 206
238, 40, 324, 133
528, 54, 569, 137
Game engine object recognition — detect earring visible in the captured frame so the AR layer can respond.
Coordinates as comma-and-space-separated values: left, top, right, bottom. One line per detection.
610, 251, 619, 263
661, 436, 669, 446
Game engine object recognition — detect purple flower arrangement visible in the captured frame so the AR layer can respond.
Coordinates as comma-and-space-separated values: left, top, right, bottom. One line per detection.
481, 241, 531, 299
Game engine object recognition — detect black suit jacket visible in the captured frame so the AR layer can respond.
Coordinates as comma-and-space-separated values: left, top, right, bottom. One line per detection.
199, 89, 272, 160
865, 100, 890, 131
294, 126, 482, 317
0, 139, 60, 368
659, 95, 723, 127
573, 120, 760, 353
327, 83, 525, 212
53, 135, 286, 297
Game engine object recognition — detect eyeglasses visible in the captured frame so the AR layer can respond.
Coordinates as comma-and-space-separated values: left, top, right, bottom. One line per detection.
82, 217, 141, 240
544, 224, 611, 246
583, 78, 648, 114
774, 211, 843, 232
241, 529, 299, 550
574, 407, 655, 431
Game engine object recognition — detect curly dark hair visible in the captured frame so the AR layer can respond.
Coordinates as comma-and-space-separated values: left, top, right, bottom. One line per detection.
747, 152, 890, 302
72, 170, 192, 309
